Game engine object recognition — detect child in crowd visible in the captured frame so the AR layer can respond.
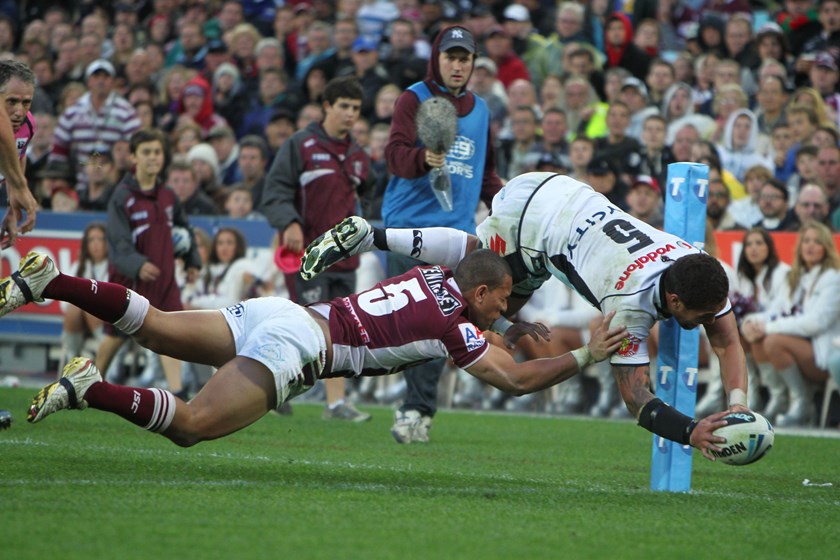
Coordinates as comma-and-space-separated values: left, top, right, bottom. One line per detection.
96, 129, 202, 399
224, 186, 263, 220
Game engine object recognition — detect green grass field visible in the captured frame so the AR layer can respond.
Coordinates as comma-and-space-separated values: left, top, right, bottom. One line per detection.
1, 386, 837, 560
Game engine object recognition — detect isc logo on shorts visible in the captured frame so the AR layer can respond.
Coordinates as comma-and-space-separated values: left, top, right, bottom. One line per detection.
225, 303, 244, 317
458, 323, 485, 352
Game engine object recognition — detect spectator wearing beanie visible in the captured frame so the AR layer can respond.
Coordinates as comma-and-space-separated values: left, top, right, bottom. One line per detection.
186, 143, 225, 211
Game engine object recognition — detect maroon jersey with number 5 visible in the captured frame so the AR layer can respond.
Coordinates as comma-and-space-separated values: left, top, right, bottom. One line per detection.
316, 266, 489, 378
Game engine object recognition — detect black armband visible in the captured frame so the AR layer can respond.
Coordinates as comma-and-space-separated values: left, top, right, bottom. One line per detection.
372, 227, 389, 251
637, 398, 697, 445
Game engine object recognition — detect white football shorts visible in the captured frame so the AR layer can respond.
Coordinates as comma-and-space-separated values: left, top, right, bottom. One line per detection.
220, 297, 326, 408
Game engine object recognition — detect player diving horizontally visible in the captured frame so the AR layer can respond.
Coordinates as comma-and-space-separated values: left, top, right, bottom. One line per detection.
1, 249, 627, 446
301, 172, 750, 460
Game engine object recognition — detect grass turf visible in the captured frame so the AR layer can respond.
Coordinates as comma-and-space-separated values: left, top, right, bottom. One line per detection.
1, 386, 837, 560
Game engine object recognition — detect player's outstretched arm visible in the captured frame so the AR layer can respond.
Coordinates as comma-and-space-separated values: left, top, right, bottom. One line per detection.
499, 320, 551, 349
466, 312, 627, 395
0, 110, 37, 248
706, 312, 749, 411
619, 365, 729, 461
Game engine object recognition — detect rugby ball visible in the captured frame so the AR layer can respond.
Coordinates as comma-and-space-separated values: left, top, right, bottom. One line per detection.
711, 411, 774, 466
171, 226, 192, 258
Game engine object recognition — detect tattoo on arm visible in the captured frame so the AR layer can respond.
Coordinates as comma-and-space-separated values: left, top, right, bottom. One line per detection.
612, 364, 655, 417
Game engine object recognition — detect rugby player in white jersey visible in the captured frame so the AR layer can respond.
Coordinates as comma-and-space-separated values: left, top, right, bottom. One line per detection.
4, 248, 626, 447
302, 172, 750, 460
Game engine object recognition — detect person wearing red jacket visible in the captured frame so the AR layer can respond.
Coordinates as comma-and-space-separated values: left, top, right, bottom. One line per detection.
483, 25, 530, 90
97, 129, 201, 399
260, 76, 376, 422
604, 12, 652, 82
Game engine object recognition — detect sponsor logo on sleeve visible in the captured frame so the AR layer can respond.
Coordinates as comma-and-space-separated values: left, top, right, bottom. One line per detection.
458, 323, 485, 352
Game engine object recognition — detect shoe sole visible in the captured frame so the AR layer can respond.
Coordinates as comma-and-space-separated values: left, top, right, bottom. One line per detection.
300, 218, 368, 280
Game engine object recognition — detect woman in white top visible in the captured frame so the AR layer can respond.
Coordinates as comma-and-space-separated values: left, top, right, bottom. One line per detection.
730, 228, 791, 417
59, 222, 109, 373
185, 227, 253, 310
742, 222, 840, 426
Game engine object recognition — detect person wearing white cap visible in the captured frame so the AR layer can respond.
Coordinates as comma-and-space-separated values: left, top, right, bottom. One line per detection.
501, 3, 550, 90
186, 142, 223, 207
49, 59, 140, 192
620, 76, 659, 140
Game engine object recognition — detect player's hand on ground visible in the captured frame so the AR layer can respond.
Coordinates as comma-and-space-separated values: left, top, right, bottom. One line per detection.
588, 311, 628, 362
425, 150, 446, 168
502, 321, 550, 349
690, 410, 729, 461
283, 222, 304, 253
139, 261, 161, 282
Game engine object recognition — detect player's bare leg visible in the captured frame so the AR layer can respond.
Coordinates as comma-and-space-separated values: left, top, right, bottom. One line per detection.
134, 307, 236, 367
29, 355, 278, 448
162, 356, 277, 446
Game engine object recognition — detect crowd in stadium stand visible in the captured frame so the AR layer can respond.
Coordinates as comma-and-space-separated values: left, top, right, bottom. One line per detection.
3, 0, 840, 427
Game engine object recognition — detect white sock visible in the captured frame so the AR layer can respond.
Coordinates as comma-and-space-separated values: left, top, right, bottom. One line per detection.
329, 399, 345, 409
113, 290, 150, 335
385, 227, 468, 268
144, 388, 177, 433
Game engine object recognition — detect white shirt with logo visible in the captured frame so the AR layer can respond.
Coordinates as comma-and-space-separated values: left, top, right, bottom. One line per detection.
477, 172, 731, 365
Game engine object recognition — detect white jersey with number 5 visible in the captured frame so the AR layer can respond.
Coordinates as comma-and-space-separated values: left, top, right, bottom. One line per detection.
476, 172, 730, 366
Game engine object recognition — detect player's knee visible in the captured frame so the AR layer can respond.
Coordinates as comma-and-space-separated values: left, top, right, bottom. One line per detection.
166, 405, 211, 447
168, 432, 201, 448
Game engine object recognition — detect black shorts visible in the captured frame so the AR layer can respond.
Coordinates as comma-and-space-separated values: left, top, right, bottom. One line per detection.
291, 271, 356, 305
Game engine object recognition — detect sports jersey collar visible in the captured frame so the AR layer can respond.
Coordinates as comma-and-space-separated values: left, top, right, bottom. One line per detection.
447, 277, 462, 295
655, 270, 671, 319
